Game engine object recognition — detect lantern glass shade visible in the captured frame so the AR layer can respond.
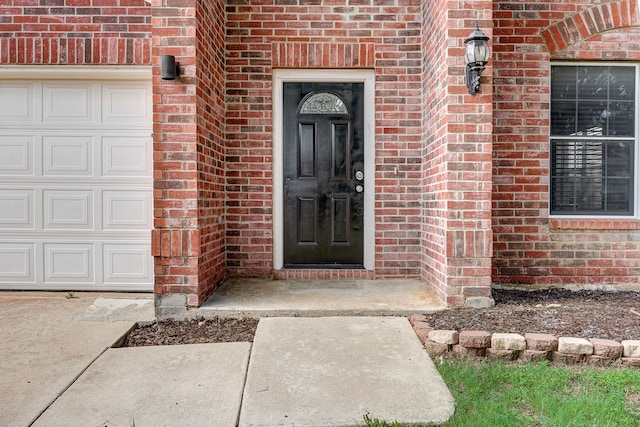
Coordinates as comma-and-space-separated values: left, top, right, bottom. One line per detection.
465, 39, 490, 65
464, 23, 490, 66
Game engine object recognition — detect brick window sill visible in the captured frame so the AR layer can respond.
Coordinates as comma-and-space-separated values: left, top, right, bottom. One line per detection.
550, 219, 640, 231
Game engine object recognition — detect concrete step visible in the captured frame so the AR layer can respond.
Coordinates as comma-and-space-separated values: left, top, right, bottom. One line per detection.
195, 278, 446, 318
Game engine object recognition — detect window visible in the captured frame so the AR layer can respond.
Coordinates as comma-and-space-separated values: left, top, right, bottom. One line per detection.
299, 92, 348, 114
550, 64, 636, 216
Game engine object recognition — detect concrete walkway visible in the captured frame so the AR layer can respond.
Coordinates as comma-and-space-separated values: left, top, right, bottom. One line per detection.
0, 292, 155, 427
1, 290, 455, 427
240, 317, 454, 427
32, 343, 252, 427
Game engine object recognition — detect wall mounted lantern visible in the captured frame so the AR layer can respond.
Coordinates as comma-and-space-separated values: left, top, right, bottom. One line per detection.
464, 21, 491, 95
161, 55, 180, 80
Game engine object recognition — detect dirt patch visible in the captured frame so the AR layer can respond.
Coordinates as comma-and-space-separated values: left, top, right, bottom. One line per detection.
121, 289, 640, 346
122, 316, 259, 347
424, 288, 640, 342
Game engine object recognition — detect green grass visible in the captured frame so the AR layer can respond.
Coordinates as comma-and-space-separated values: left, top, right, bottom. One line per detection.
439, 359, 640, 427
363, 360, 640, 427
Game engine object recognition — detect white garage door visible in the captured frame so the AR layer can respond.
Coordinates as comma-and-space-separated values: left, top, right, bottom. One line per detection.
0, 68, 153, 291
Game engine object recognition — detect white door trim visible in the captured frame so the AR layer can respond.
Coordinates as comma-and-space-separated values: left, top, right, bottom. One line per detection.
272, 69, 375, 270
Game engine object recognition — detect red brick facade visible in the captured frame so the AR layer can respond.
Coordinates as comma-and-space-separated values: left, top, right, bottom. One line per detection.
3, 0, 640, 308
492, 0, 640, 290
0, 0, 151, 64
224, 1, 425, 281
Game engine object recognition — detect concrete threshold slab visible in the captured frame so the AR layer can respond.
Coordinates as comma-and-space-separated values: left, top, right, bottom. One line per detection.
33, 343, 251, 427
73, 297, 155, 322
239, 317, 455, 427
197, 278, 446, 318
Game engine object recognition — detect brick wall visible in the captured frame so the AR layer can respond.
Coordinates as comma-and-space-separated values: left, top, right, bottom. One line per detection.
421, 0, 450, 303
421, 0, 494, 306
492, 0, 640, 290
195, 0, 227, 302
225, 0, 425, 278
0, 0, 151, 64
151, 0, 226, 307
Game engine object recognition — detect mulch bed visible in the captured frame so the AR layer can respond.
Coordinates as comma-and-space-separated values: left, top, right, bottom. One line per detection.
423, 288, 640, 342
122, 316, 259, 347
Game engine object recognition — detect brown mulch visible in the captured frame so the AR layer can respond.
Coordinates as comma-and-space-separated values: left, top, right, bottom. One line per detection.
424, 288, 640, 342
122, 316, 259, 347
121, 289, 640, 347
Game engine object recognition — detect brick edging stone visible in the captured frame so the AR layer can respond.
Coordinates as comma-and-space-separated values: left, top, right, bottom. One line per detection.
409, 314, 640, 367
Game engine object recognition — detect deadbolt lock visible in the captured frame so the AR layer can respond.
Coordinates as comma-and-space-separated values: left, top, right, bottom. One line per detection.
355, 170, 364, 180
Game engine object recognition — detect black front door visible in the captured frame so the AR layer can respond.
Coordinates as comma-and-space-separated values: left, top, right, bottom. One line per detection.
283, 82, 365, 268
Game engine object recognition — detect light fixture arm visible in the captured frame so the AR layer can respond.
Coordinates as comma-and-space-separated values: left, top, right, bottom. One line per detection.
465, 62, 484, 95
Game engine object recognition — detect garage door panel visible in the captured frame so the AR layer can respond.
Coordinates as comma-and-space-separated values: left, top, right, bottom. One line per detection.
0, 136, 34, 175
0, 243, 35, 282
0, 189, 34, 229
102, 136, 151, 176
0, 76, 152, 291
102, 83, 151, 124
43, 83, 94, 124
103, 244, 152, 283
102, 190, 151, 230
0, 84, 33, 123
43, 190, 94, 230
44, 243, 94, 283
42, 135, 94, 176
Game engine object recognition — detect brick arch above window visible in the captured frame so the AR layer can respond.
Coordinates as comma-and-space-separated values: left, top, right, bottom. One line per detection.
540, 0, 640, 56
272, 42, 375, 68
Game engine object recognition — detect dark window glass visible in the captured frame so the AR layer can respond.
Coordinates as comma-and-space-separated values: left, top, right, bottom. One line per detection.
551, 66, 635, 137
551, 140, 633, 215
550, 65, 636, 216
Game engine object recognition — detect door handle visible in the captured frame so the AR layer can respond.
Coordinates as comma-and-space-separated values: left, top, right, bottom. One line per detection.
355, 184, 364, 193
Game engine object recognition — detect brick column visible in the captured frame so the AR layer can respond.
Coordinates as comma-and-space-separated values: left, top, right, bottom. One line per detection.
422, 0, 494, 307
151, 0, 227, 310
151, 0, 199, 310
